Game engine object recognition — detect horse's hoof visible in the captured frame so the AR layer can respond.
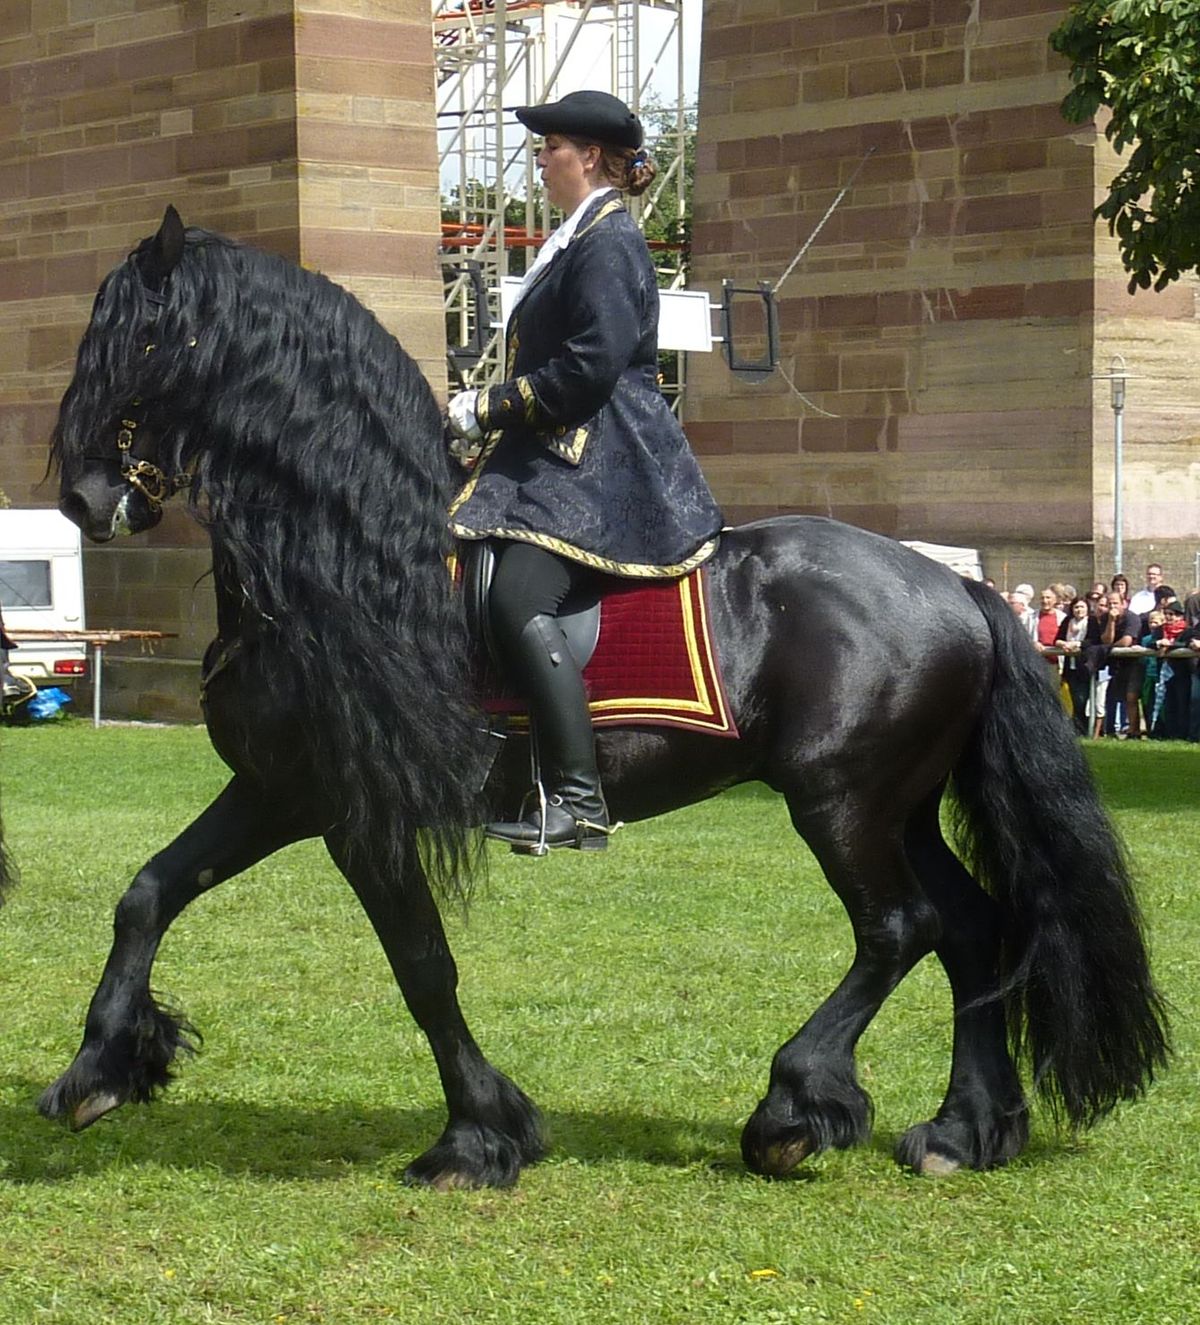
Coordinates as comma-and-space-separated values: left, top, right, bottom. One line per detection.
401, 1124, 526, 1190
405, 1164, 486, 1192
756, 1134, 813, 1178
915, 1150, 962, 1177
69, 1091, 124, 1131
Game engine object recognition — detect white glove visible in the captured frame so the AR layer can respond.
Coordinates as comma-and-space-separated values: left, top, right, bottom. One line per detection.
447, 389, 483, 443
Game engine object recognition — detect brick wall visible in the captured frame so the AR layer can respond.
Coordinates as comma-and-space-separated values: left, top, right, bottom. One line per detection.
688, 0, 1200, 590
296, 2, 446, 372
0, 0, 445, 716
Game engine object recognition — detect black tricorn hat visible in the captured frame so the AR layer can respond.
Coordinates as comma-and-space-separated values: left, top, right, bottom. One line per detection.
515, 90, 643, 149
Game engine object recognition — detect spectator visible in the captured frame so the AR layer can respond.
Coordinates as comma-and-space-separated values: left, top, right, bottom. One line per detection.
1128, 563, 1163, 617
1009, 585, 1037, 639
1056, 595, 1103, 735
1034, 587, 1065, 676
1184, 589, 1200, 629
1102, 591, 1144, 738
1110, 572, 1130, 603
1154, 599, 1193, 739
1183, 591, 1200, 742
1140, 607, 1167, 734
1086, 592, 1113, 735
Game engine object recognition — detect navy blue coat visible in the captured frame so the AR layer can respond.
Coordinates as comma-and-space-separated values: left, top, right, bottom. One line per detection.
448, 193, 722, 578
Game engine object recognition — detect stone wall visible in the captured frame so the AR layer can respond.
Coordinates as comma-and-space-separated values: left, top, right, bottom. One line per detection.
0, 0, 446, 717
689, 0, 1200, 592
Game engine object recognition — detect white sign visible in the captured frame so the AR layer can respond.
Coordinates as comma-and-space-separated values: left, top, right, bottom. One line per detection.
497, 279, 714, 352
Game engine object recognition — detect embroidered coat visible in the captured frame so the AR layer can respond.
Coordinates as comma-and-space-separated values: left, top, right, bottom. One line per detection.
448, 194, 723, 578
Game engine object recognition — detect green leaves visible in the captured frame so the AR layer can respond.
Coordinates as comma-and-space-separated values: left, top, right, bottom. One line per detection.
1050, 0, 1200, 291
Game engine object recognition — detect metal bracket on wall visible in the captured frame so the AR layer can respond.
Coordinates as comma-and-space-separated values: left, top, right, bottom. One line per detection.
720, 279, 779, 383
444, 258, 490, 385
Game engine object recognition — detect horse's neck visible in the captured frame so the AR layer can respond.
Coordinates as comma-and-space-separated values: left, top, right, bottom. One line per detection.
211, 543, 248, 640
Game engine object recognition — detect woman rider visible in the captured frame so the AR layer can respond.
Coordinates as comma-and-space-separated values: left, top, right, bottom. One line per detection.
446, 90, 723, 853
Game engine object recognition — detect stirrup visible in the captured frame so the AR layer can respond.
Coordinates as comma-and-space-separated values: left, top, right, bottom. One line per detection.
488, 784, 621, 857
507, 794, 620, 857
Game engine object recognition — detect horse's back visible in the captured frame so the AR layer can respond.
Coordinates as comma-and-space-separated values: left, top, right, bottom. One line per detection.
712, 515, 984, 617
703, 516, 995, 810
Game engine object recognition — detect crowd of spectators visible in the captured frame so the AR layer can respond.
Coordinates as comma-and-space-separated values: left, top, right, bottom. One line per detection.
992, 563, 1200, 741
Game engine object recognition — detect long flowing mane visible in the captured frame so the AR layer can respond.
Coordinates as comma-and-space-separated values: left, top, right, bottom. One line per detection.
53, 230, 484, 893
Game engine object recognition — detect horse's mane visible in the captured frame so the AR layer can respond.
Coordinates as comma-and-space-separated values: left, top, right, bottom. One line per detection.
54, 229, 484, 895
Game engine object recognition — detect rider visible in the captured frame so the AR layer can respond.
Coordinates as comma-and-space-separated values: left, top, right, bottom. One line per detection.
447, 89, 723, 853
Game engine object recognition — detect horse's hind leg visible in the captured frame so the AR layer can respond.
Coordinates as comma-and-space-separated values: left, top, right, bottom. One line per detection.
893, 790, 1029, 1174
741, 795, 941, 1177
40, 776, 307, 1130
324, 831, 545, 1190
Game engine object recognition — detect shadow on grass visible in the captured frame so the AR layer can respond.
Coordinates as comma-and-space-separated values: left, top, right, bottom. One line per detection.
0, 1077, 754, 1186
0, 1076, 1075, 1188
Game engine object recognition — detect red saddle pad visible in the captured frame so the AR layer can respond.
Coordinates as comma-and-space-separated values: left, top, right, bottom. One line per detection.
484, 566, 737, 737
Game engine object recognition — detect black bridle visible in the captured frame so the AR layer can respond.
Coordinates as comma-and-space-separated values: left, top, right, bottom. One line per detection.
110, 284, 193, 513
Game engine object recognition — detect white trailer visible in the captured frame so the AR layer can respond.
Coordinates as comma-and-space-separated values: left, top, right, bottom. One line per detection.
0, 509, 88, 688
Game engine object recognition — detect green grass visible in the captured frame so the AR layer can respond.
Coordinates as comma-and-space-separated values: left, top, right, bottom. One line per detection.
0, 723, 1198, 1324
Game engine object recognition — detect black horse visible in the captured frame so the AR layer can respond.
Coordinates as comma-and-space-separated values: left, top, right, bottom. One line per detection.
43, 208, 1167, 1188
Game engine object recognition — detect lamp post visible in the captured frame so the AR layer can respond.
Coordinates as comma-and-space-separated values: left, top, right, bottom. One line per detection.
1095, 355, 1130, 575
1109, 354, 1127, 575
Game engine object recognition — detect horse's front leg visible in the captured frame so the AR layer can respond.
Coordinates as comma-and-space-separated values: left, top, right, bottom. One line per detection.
40, 776, 308, 1130
324, 832, 545, 1190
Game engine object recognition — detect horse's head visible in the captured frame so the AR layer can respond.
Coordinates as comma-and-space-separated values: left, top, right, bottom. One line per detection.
55, 206, 192, 542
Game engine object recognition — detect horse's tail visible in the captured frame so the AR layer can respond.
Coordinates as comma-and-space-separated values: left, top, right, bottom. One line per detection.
949, 577, 1169, 1127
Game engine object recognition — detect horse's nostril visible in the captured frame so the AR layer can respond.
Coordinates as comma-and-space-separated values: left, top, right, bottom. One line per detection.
58, 490, 90, 529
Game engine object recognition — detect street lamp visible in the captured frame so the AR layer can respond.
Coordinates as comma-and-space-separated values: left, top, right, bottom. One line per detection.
1095, 354, 1129, 575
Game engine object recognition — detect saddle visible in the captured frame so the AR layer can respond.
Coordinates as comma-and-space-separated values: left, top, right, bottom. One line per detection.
463, 540, 601, 672
459, 541, 737, 738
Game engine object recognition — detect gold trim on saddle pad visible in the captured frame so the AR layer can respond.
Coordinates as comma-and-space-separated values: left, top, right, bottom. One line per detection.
489, 566, 737, 738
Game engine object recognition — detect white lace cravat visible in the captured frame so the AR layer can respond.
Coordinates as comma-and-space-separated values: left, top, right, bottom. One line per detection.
512, 187, 616, 312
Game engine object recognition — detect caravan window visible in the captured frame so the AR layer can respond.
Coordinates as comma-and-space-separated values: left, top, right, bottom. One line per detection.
0, 559, 53, 609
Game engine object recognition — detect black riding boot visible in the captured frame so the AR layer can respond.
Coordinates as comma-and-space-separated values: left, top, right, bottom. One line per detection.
486, 614, 611, 853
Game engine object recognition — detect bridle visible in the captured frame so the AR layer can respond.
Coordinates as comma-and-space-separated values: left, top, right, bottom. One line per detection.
115, 412, 187, 513
110, 284, 194, 514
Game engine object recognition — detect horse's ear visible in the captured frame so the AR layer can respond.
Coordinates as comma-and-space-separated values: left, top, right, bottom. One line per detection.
142, 205, 186, 287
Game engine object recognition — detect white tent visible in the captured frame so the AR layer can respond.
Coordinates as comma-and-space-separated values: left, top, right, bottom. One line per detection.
900, 541, 984, 581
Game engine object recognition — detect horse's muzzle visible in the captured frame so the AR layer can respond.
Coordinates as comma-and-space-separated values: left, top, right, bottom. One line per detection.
59, 470, 160, 543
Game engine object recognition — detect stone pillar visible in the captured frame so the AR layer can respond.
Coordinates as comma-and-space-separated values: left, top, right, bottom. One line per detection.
0, 0, 444, 718
689, 0, 1200, 591
296, 1, 447, 379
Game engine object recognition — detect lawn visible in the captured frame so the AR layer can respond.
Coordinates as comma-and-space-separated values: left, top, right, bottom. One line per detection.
0, 723, 1197, 1324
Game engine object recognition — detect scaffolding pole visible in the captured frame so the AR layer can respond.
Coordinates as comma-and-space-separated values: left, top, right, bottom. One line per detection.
434, 0, 688, 402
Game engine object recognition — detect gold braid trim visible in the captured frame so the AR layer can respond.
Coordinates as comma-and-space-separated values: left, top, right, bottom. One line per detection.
542, 425, 589, 465
447, 524, 719, 580
576, 196, 624, 238
447, 431, 504, 520
516, 376, 539, 424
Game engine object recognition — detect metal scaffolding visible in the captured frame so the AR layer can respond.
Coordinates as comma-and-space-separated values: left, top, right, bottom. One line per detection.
434, 0, 689, 398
